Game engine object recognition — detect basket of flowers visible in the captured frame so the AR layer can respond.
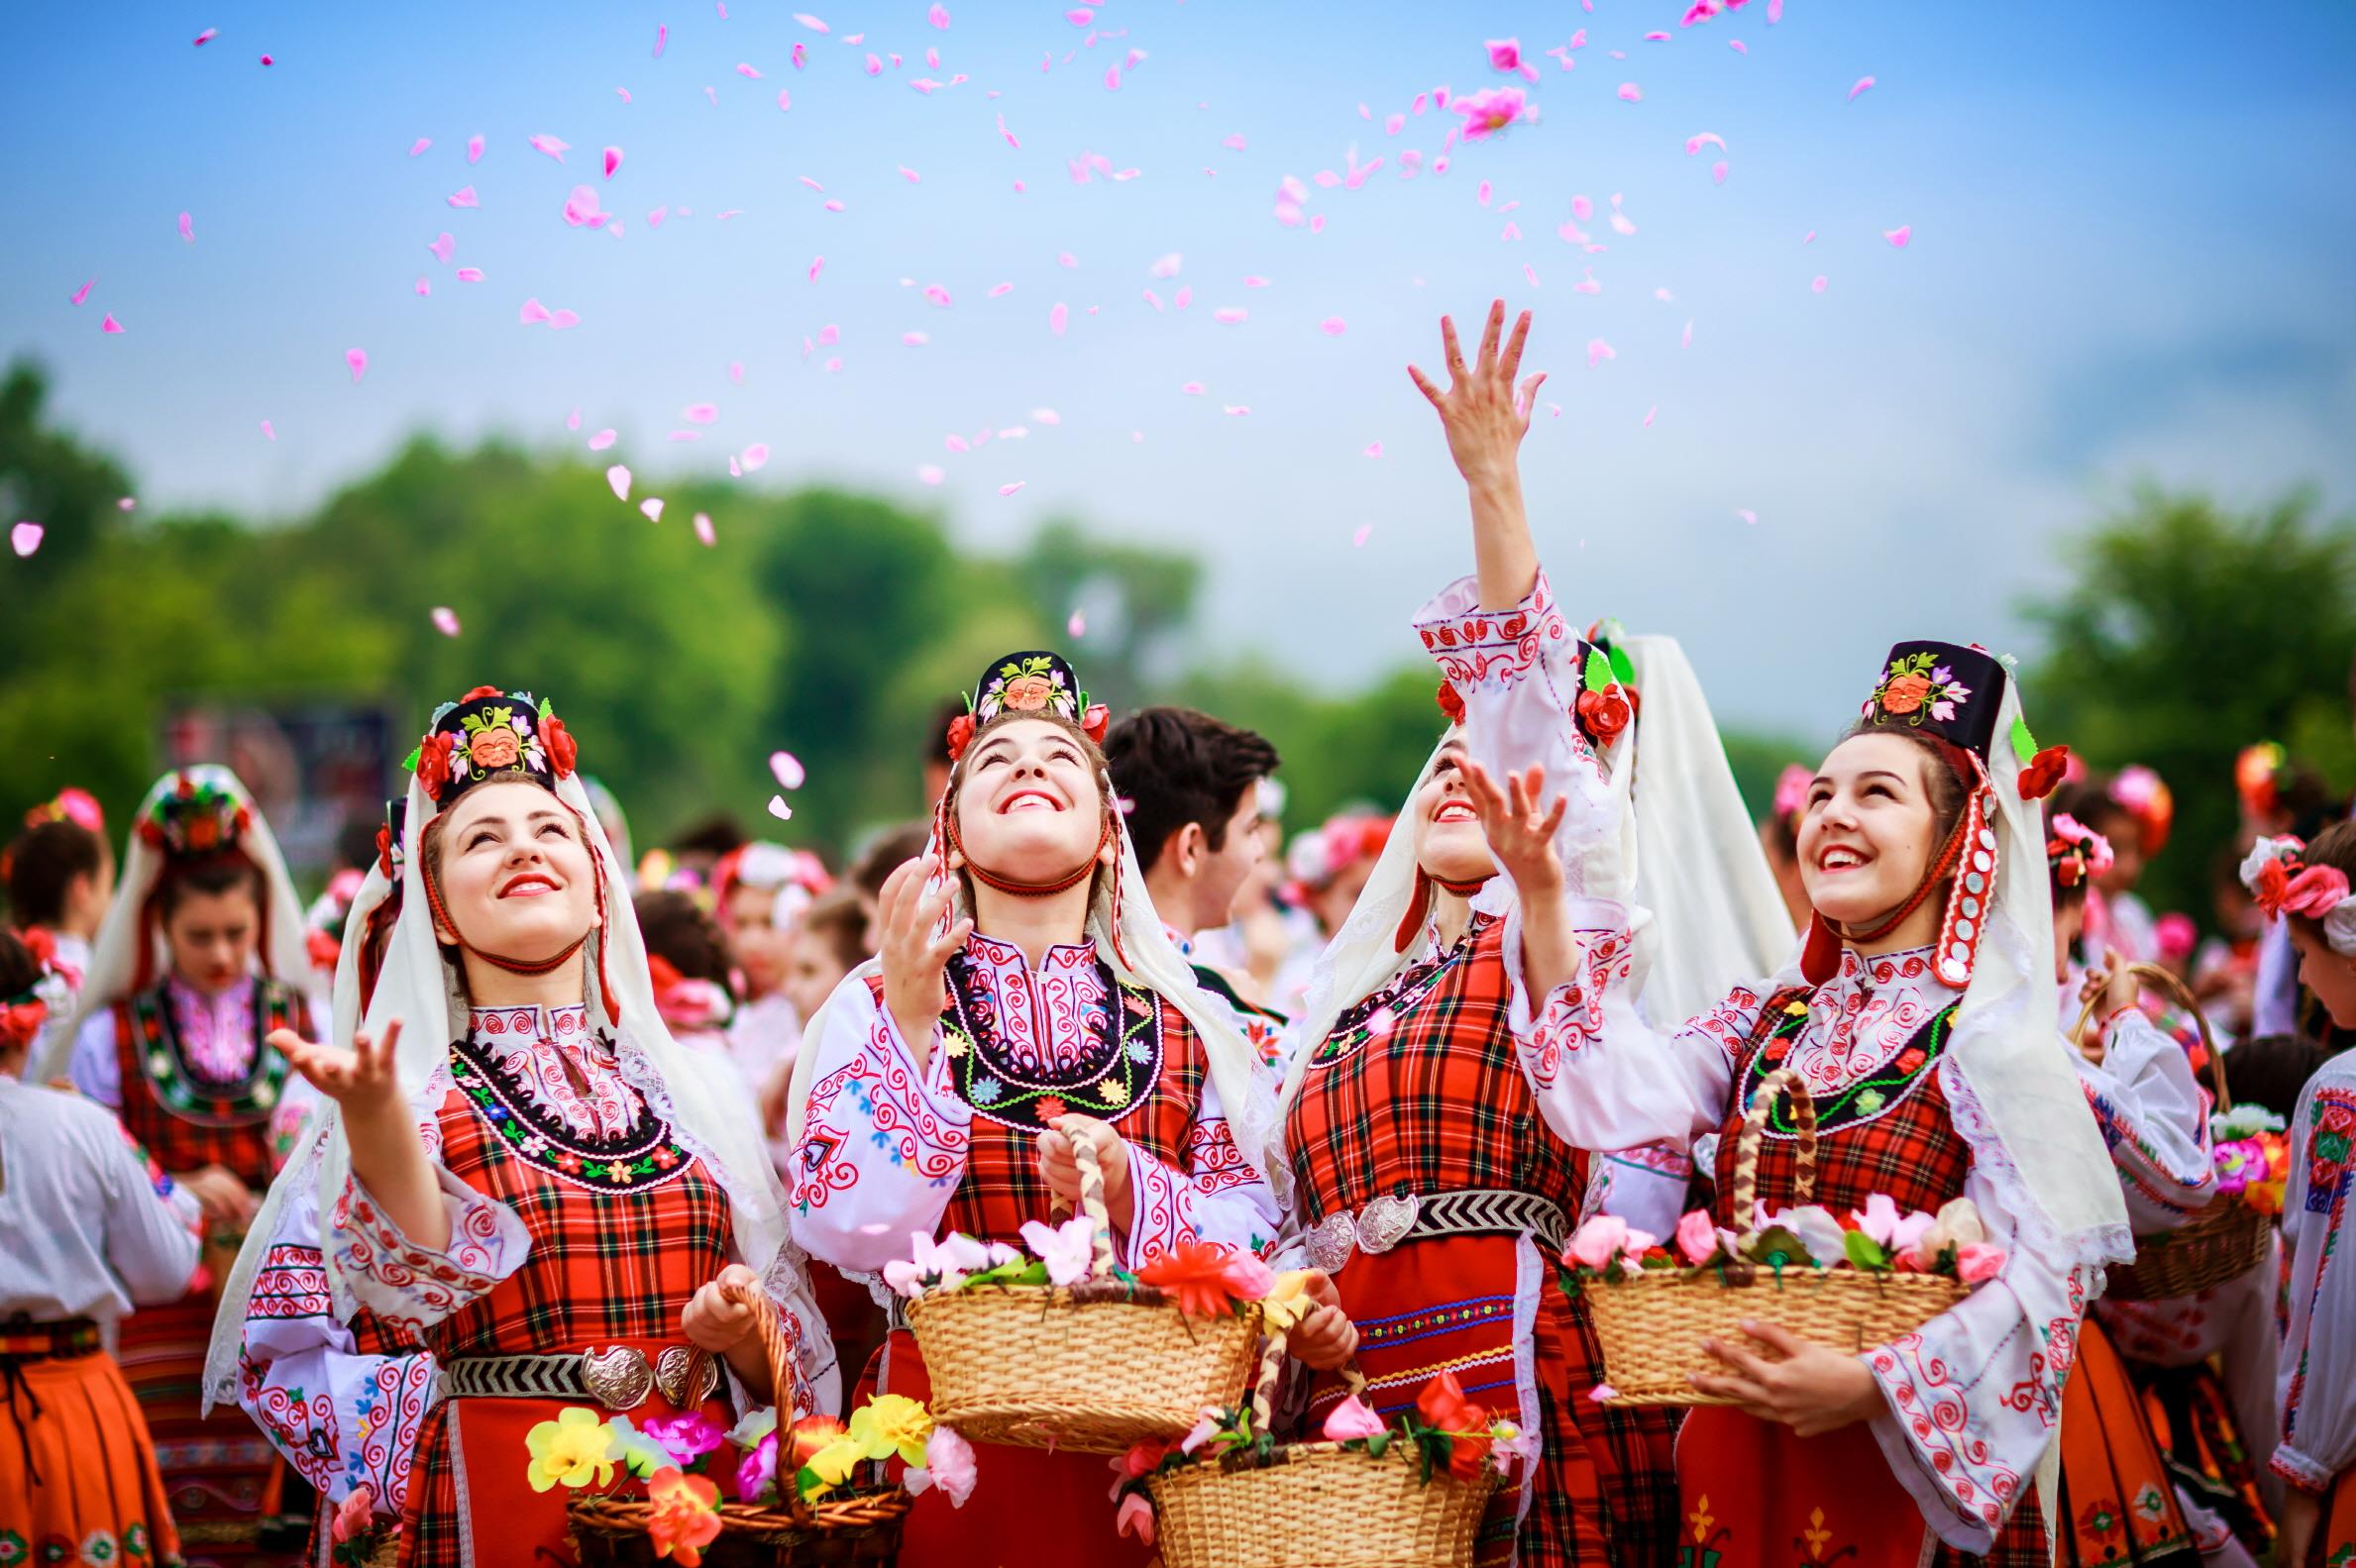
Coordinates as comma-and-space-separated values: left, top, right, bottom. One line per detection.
896, 1113, 1265, 1453
1127, 1331, 1518, 1568
1569, 1067, 1983, 1407
556, 1279, 920, 1566
2073, 963, 2283, 1301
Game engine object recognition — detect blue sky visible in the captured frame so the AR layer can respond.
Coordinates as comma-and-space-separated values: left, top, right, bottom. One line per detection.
7, 1, 2353, 742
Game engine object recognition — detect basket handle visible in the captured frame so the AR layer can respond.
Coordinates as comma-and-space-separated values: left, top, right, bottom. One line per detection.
1246, 1334, 1368, 1433
2069, 963, 2226, 1110
715, 1276, 813, 1520
1730, 1066, 1818, 1260
1052, 1113, 1121, 1283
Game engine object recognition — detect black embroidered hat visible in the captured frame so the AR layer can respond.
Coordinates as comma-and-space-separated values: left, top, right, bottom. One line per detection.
405, 687, 580, 808
1858, 642, 2006, 765
945, 651, 1109, 763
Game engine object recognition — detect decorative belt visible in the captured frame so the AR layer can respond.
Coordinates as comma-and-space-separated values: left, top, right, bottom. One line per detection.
436, 1345, 718, 1412
1303, 1190, 1569, 1276
0, 1317, 100, 1362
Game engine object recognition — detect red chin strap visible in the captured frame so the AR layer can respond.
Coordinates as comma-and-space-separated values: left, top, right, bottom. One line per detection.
419, 800, 615, 1021
946, 807, 1115, 899
1394, 867, 1497, 954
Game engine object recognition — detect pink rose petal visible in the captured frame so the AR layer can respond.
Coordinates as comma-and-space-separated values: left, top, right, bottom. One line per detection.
431, 606, 461, 637
177, 211, 194, 243
467, 133, 484, 163
928, 3, 951, 26
456, 266, 483, 282
528, 134, 570, 161
260, 419, 275, 441
603, 146, 623, 178
192, 27, 216, 45
428, 232, 455, 263
741, 443, 770, 470
917, 464, 945, 485
683, 402, 718, 424
414, 275, 430, 297
808, 256, 824, 283
1213, 307, 1246, 324
640, 497, 665, 522
70, 277, 95, 306
902, 331, 929, 346
606, 465, 632, 500
1883, 224, 1911, 248
694, 512, 716, 546
998, 480, 1025, 496
1351, 522, 1373, 547
1049, 302, 1069, 336
737, 61, 763, 78
1810, 274, 1828, 293
407, 138, 431, 157
11, 521, 44, 558
259, 53, 273, 65
654, 23, 668, 55
588, 429, 616, 451
447, 185, 479, 208
1848, 75, 1874, 102
101, 313, 123, 334
519, 297, 552, 324
1180, 381, 1205, 395
1320, 316, 1347, 336
924, 284, 952, 306
1585, 337, 1615, 367
548, 309, 580, 329
345, 348, 368, 383
767, 795, 794, 823
793, 12, 829, 32
1617, 82, 1642, 102
1737, 508, 1758, 525
770, 751, 807, 789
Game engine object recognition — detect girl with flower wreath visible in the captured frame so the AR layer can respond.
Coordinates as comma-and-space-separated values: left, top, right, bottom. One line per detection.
1273, 304, 1790, 1568
1450, 615, 2136, 1563
783, 648, 1322, 1565
38, 764, 320, 1562
2238, 824, 2356, 1568
2, 923, 201, 1568
208, 687, 836, 1568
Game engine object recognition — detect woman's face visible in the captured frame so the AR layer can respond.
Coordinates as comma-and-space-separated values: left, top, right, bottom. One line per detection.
953, 718, 1106, 882
1309, 857, 1377, 937
724, 884, 792, 995
781, 928, 852, 1026
2094, 810, 2144, 896
163, 883, 260, 993
1797, 733, 1942, 930
431, 781, 600, 962
2290, 922, 2356, 1029
1410, 743, 1497, 886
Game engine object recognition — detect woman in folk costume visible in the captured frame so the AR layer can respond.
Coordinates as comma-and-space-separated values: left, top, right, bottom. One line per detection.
1457, 633, 2133, 1565
2, 924, 201, 1568
1274, 304, 1679, 1567
2044, 813, 2234, 1567
784, 648, 1296, 1565
2236, 826, 2356, 1568
208, 687, 837, 1568
39, 765, 317, 1563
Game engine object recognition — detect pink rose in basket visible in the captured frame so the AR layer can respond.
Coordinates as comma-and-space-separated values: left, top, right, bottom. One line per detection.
1851, 1194, 1934, 1257
1222, 1250, 1277, 1301
1116, 1493, 1157, 1546
1566, 1215, 1629, 1270
1674, 1208, 1721, 1265
1321, 1396, 1388, 1442
1956, 1243, 2007, 1285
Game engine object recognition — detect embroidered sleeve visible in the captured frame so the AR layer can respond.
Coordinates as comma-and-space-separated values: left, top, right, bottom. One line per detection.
1123, 1066, 1282, 1267
67, 1008, 124, 1108
331, 1163, 530, 1337
1493, 901, 1739, 1153
787, 976, 974, 1274
2275, 1072, 2356, 1492
1861, 1059, 2088, 1552
2072, 1013, 2216, 1229
236, 1181, 435, 1516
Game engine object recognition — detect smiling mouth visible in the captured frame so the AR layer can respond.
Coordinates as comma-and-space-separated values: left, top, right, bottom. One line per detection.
1816, 847, 1870, 874
1432, 800, 1477, 825
499, 872, 561, 897
999, 789, 1063, 814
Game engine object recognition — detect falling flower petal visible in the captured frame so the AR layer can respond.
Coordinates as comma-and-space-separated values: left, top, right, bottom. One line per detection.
640, 497, 665, 522
917, 464, 945, 485
603, 147, 623, 178
924, 284, 952, 307
767, 795, 794, 822
192, 27, 216, 45
431, 606, 462, 636
1618, 82, 1642, 102
1883, 224, 1911, 248
1361, 441, 1384, 459
548, 309, 580, 329
588, 429, 616, 451
9, 519, 46, 558
732, 443, 767, 471
1737, 508, 1758, 525
528, 134, 570, 161
999, 481, 1024, 495
1849, 76, 1874, 101
1585, 338, 1615, 367
101, 313, 123, 334
737, 61, 763, 77
694, 512, 716, 546
1223, 404, 1250, 416
70, 277, 96, 306
260, 419, 276, 440
1180, 381, 1205, 395
345, 349, 368, 382
793, 12, 828, 31
808, 256, 824, 283
765, 751, 808, 791
519, 297, 552, 324
1351, 523, 1373, 546
1681, 319, 1693, 348
1049, 302, 1069, 336
259, 53, 273, 65
606, 466, 632, 500
683, 403, 718, 424
448, 185, 479, 208
1213, 307, 1246, 324
902, 331, 929, 346
1810, 274, 1828, 293
1320, 316, 1347, 336
414, 276, 430, 297
928, 3, 951, 25
407, 138, 431, 157
456, 266, 483, 282
1685, 132, 1725, 156
466, 133, 484, 163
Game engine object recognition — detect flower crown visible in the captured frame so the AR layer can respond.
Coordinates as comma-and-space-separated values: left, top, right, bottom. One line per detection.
2045, 812, 2114, 889
945, 650, 1109, 763
404, 687, 579, 806
1433, 634, 1640, 750
23, 786, 104, 835
136, 772, 253, 859
1770, 764, 1812, 827
0, 926, 64, 1051
2235, 743, 2289, 818
2110, 765, 2173, 855
2240, 836, 2356, 954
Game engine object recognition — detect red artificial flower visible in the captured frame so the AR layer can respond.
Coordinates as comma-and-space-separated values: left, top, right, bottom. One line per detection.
1575, 687, 1634, 746
1082, 703, 1111, 745
462, 685, 503, 701
375, 823, 394, 877
1415, 1369, 1477, 1433
2016, 744, 2070, 801
945, 713, 977, 762
415, 732, 456, 800
305, 929, 342, 971
1447, 1427, 1494, 1482
1136, 1239, 1244, 1319
2250, 856, 2292, 918
541, 713, 579, 779
1436, 681, 1465, 725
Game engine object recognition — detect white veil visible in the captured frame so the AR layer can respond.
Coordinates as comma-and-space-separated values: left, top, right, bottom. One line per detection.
39, 765, 311, 1085
207, 742, 835, 1410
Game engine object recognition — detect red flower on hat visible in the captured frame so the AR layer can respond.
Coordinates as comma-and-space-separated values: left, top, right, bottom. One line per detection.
306, 929, 342, 971
945, 713, 977, 762
1576, 686, 1634, 746
2017, 744, 2070, 801
1436, 681, 1465, 725
463, 685, 503, 701
1082, 703, 1111, 745
542, 714, 579, 779
415, 732, 456, 800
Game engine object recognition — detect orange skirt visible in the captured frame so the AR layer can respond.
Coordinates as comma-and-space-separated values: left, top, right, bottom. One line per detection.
0, 1346, 184, 1567
2057, 1318, 2198, 1565
2316, 1467, 2356, 1566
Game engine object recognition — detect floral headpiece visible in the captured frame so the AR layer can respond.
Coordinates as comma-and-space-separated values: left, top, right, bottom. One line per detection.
136, 771, 254, 860
1432, 632, 1638, 750
2110, 765, 2173, 857
2240, 836, 2356, 955
2045, 812, 2114, 889
2235, 743, 2289, 818
0, 926, 63, 1052
1770, 764, 1812, 829
23, 786, 104, 835
405, 687, 579, 807
945, 651, 1108, 763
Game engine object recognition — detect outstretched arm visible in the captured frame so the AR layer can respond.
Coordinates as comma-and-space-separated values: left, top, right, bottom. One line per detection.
271, 1022, 443, 1250
1408, 300, 1548, 610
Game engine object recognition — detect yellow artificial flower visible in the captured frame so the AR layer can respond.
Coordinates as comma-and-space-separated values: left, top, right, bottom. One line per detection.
525, 1407, 616, 1493
1259, 1270, 1317, 1335
848, 1393, 934, 1466
800, 1436, 866, 1499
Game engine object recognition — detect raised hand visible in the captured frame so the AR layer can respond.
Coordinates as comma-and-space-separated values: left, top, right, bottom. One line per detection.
272, 1019, 446, 1250
1407, 300, 1547, 490
1463, 760, 1568, 897
271, 1021, 405, 1120
877, 855, 974, 1074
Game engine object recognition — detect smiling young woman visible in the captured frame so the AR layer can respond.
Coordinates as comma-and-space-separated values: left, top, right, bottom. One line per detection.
1457, 635, 2132, 1566
211, 687, 836, 1568
782, 650, 1306, 1567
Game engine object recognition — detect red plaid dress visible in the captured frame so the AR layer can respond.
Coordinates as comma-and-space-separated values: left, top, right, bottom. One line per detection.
1286, 914, 1676, 1568
1676, 987, 2054, 1568
110, 977, 306, 1566
373, 1020, 741, 1568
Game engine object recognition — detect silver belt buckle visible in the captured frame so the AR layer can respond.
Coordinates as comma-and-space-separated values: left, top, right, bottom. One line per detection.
580, 1346, 655, 1411
1304, 1210, 1358, 1275
1304, 1192, 1423, 1275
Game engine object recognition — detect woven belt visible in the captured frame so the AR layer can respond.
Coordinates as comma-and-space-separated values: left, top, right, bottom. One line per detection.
0, 1316, 100, 1362
1304, 1190, 1568, 1276
436, 1345, 717, 1412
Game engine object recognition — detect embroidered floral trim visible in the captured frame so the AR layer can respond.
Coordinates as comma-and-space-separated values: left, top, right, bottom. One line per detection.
448, 1032, 693, 1196
130, 977, 294, 1126
943, 939, 1165, 1129
1870, 650, 1975, 727
1742, 1000, 1958, 1135
332, 1176, 518, 1337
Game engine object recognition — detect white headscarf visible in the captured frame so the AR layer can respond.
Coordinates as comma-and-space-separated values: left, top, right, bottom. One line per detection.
206, 725, 833, 1409
784, 721, 1283, 1200
39, 765, 310, 1084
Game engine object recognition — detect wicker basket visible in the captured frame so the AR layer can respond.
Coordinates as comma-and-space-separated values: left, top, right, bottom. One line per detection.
2073, 964, 2275, 1302
905, 1114, 1260, 1453
1583, 1068, 1968, 1407
569, 1280, 911, 1567
1146, 1347, 1499, 1568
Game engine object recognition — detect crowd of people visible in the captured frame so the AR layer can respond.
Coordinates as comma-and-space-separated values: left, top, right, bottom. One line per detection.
2, 304, 2353, 1568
